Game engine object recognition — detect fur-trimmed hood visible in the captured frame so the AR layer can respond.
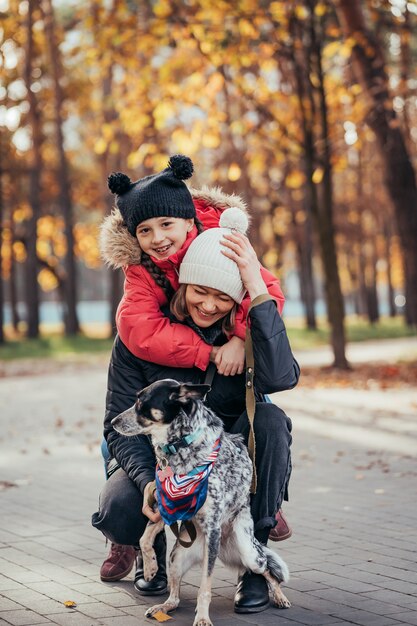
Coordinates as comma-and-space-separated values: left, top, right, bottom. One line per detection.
99, 185, 250, 269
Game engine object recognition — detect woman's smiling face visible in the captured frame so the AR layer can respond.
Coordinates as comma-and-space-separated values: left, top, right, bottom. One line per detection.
185, 285, 234, 327
136, 216, 194, 260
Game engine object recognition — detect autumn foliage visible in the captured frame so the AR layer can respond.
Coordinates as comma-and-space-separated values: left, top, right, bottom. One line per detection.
1, 0, 416, 364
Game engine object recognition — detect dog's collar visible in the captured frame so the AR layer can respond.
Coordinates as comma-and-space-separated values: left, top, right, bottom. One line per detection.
157, 428, 204, 455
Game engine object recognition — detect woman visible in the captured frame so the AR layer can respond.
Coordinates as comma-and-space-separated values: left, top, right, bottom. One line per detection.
92, 208, 300, 614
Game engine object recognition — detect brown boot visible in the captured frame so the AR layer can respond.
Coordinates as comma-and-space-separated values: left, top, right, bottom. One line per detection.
100, 543, 136, 582
269, 509, 292, 542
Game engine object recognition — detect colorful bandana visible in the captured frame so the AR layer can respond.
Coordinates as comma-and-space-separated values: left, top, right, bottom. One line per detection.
155, 438, 221, 526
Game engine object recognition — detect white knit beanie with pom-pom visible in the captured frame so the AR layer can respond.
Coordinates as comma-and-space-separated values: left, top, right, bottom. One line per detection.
179, 207, 249, 303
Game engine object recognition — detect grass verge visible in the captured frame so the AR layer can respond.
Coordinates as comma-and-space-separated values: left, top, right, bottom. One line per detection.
0, 316, 415, 360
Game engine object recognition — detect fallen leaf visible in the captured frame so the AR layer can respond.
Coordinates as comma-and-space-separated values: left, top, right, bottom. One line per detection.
149, 611, 172, 622
0, 480, 17, 491
64, 600, 77, 608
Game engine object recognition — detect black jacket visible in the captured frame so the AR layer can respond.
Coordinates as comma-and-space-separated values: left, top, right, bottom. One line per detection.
104, 298, 300, 493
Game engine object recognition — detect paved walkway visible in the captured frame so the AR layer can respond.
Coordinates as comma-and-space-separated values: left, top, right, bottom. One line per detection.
0, 352, 416, 626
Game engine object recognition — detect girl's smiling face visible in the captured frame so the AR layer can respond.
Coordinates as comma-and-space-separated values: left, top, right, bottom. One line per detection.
185, 285, 235, 327
136, 216, 194, 260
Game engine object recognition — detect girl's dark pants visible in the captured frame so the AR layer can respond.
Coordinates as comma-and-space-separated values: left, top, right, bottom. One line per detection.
92, 403, 292, 546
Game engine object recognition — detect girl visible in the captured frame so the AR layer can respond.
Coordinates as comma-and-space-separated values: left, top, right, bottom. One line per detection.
92, 207, 299, 614
101, 154, 285, 376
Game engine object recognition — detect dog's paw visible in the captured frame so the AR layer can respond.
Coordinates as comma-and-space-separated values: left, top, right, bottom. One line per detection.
143, 552, 158, 581
272, 588, 291, 609
193, 617, 213, 626
145, 602, 178, 618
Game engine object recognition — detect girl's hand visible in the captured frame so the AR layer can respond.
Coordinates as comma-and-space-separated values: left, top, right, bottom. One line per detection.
221, 232, 268, 300
209, 346, 220, 362
214, 336, 245, 376
142, 482, 161, 523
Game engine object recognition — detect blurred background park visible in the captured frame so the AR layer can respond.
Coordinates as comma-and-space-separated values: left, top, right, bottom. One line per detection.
1, 0, 417, 370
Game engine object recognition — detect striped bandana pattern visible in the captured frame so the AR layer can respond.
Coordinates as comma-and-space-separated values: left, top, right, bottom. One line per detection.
155, 438, 221, 526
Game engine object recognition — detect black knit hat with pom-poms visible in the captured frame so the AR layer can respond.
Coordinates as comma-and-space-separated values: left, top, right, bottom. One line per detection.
107, 154, 196, 236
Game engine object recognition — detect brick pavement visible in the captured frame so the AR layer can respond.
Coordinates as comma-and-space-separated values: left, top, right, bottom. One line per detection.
0, 360, 416, 626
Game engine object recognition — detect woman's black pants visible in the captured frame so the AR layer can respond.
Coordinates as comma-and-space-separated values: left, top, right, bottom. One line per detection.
92, 402, 292, 545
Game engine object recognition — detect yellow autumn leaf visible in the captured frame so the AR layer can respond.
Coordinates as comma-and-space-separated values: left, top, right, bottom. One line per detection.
154, 101, 175, 129
202, 132, 220, 149
285, 170, 306, 189
38, 268, 59, 292
94, 137, 107, 155
101, 123, 113, 141
150, 610, 172, 622
270, 2, 286, 21
312, 167, 324, 184
333, 156, 348, 173
207, 71, 224, 92
153, 1, 171, 18
63, 600, 77, 608
315, 2, 327, 17
295, 5, 309, 20
323, 41, 340, 60
13, 204, 32, 222
228, 163, 242, 181
13, 242, 27, 262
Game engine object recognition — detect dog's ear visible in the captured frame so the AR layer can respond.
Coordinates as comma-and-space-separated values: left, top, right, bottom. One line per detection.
169, 383, 211, 404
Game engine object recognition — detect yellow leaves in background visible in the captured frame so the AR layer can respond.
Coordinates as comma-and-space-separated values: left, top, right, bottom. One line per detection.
285, 170, 306, 189
153, 0, 172, 18
228, 163, 242, 181
13, 242, 26, 263
294, 5, 310, 20
202, 132, 221, 149
315, 3, 327, 17
154, 101, 176, 130
74, 223, 100, 268
13, 204, 32, 223
38, 268, 59, 292
269, 2, 287, 21
127, 143, 157, 169
94, 138, 107, 155
312, 168, 324, 184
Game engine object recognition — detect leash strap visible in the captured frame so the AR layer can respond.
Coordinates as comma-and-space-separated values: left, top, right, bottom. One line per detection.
245, 294, 274, 494
146, 482, 197, 548
204, 362, 217, 387
147, 480, 157, 508
169, 520, 197, 547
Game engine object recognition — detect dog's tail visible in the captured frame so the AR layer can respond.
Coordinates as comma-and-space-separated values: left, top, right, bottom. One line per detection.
264, 546, 290, 584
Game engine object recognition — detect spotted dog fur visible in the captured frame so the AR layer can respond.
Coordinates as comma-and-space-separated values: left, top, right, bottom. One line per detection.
112, 379, 290, 626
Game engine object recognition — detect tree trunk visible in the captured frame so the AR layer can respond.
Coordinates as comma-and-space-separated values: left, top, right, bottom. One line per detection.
383, 221, 396, 317
337, 0, 417, 326
365, 241, 380, 324
23, 0, 41, 339
0, 139, 4, 344
42, 0, 79, 335
293, 214, 317, 330
306, 3, 348, 367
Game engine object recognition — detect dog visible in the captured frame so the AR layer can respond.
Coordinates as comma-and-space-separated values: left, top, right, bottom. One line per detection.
111, 379, 290, 626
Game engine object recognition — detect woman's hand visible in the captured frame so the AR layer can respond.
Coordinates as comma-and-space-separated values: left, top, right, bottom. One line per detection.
221, 232, 268, 300
142, 481, 162, 523
213, 336, 245, 376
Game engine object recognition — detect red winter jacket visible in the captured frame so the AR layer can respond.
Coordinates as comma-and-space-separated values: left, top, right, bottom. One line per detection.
99, 187, 285, 370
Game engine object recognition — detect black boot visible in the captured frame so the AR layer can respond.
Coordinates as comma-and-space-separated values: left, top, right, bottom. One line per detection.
134, 531, 168, 596
234, 570, 270, 613
234, 529, 270, 614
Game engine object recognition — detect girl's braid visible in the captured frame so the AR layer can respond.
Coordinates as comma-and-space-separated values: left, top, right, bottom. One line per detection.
141, 253, 175, 300
140, 217, 204, 301
194, 216, 204, 234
